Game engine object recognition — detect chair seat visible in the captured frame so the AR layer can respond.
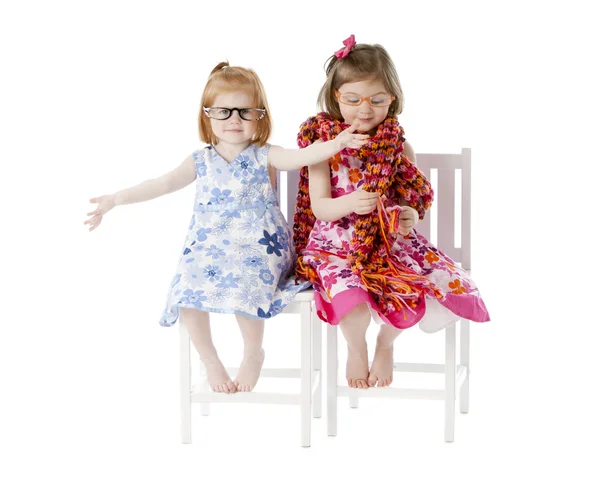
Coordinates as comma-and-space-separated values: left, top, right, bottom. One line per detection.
289, 287, 315, 303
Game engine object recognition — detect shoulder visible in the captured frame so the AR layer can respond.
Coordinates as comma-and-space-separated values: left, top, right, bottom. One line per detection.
254, 142, 271, 159
402, 140, 417, 164
193, 146, 212, 162
190, 147, 212, 177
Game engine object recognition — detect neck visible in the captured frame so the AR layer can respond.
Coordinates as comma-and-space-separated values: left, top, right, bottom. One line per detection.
213, 140, 251, 163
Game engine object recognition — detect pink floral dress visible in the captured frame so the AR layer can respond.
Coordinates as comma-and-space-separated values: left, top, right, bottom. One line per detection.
303, 151, 490, 331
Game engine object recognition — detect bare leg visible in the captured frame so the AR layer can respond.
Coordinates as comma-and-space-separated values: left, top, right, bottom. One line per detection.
368, 324, 403, 387
233, 316, 265, 392
180, 308, 235, 394
339, 303, 371, 389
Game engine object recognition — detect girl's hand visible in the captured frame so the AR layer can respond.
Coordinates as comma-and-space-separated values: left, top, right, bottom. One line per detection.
396, 205, 419, 236
335, 119, 369, 150
348, 188, 379, 215
84, 194, 116, 231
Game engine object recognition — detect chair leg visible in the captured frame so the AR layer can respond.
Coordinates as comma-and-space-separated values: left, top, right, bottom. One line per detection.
312, 309, 322, 419
444, 322, 456, 442
460, 319, 470, 414
327, 323, 338, 436
300, 302, 312, 447
179, 322, 192, 444
199, 362, 210, 417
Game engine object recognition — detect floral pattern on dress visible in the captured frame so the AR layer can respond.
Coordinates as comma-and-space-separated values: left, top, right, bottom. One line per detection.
160, 144, 309, 326
303, 152, 490, 329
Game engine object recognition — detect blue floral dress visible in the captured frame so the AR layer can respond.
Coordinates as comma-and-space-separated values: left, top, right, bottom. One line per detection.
160, 144, 309, 326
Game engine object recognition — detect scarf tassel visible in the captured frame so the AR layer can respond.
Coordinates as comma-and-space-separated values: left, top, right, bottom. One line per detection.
355, 198, 443, 314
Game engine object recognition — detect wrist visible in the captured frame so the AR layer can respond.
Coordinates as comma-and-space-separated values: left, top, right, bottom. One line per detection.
112, 193, 122, 207
333, 136, 344, 153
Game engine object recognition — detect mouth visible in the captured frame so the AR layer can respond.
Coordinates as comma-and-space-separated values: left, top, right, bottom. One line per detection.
225, 129, 243, 133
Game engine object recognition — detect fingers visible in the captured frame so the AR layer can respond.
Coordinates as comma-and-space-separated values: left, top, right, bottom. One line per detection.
356, 189, 379, 199
84, 213, 103, 231
355, 198, 379, 215
352, 188, 380, 214
346, 118, 362, 134
398, 219, 416, 232
86, 218, 101, 231
348, 136, 369, 149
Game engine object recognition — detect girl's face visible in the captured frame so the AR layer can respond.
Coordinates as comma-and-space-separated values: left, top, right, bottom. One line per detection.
337, 78, 391, 134
206, 90, 259, 146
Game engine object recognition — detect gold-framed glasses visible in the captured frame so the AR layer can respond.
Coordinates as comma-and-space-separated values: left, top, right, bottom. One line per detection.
335, 90, 395, 107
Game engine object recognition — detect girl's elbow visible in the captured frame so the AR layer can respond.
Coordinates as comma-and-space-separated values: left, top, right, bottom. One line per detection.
310, 202, 327, 221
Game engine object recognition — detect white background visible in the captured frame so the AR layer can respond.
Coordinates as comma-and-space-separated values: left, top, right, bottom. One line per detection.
1, 0, 599, 477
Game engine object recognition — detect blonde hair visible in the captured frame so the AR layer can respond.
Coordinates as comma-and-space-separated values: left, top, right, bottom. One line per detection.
198, 61, 272, 146
317, 43, 404, 120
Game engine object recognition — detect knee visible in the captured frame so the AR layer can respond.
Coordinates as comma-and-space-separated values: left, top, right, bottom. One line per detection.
340, 302, 371, 324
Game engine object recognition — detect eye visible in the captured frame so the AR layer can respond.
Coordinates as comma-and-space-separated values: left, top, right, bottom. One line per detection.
342, 95, 360, 104
218, 108, 230, 115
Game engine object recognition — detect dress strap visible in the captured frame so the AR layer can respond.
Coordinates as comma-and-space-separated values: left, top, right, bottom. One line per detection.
253, 143, 271, 169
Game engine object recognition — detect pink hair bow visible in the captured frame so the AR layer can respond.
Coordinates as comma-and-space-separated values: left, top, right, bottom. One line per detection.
334, 34, 356, 59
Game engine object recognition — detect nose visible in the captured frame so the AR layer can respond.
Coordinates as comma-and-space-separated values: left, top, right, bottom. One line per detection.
357, 100, 374, 115
229, 110, 242, 122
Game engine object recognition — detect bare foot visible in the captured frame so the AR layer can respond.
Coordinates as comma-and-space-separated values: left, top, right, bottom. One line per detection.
368, 343, 394, 387
346, 341, 369, 389
234, 349, 265, 392
201, 356, 236, 393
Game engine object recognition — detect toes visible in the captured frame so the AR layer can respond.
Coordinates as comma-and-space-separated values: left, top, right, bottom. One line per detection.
367, 375, 377, 387
227, 381, 236, 393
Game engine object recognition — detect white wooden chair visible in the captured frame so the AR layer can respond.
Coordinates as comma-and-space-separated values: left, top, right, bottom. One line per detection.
179, 173, 322, 448
322, 148, 474, 442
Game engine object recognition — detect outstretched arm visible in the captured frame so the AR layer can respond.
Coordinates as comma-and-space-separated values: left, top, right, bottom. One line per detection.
84, 154, 196, 231
268, 119, 368, 171
308, 160, 379, 222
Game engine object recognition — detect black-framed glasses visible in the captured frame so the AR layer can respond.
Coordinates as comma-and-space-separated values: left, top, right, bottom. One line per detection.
203, 107, 266, 121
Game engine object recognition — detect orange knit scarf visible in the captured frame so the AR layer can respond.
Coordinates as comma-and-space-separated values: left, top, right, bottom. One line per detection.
293, 113, 441, 315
